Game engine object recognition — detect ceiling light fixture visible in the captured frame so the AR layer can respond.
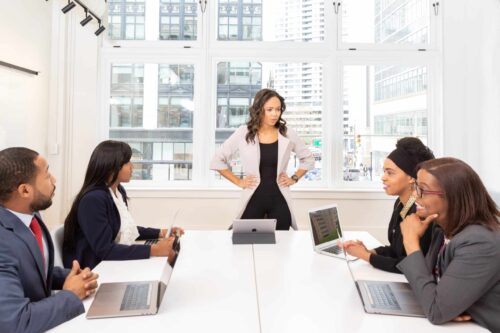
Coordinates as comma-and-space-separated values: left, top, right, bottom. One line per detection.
80, 9, 93, 26
61, 1, 76, 13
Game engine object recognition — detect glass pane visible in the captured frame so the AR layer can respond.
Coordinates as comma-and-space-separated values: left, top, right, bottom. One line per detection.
108, 0, 145, 40
159, 0, 198, 40
158, 64, 194, 128
110, 64, 144, 128
342, 65, 428, 183
109, 63, 194, 181
341, 0, 431, 45
217, 0, 325, 42
215, 61, 323, 181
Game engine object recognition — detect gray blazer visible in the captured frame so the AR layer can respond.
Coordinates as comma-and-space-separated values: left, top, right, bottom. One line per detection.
397, 224, 500, 332
0, 207, 84, 333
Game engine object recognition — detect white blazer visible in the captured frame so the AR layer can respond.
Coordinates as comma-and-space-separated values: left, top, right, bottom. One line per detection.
210, 125, 315, 229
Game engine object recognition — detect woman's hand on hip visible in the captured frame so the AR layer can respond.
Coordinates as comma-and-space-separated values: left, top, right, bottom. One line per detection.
278, 172, 296, 187
238, 175, 258, 189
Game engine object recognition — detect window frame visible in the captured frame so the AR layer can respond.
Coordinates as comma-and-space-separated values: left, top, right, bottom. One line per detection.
99, 0, 443, 190
337, 0, 442, 51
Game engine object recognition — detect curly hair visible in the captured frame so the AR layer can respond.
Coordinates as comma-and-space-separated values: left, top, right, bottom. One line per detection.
245, 89, 287, 143
396, 137, 435, 162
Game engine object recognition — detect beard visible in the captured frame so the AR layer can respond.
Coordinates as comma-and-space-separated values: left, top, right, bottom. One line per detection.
30, 186, 55, 212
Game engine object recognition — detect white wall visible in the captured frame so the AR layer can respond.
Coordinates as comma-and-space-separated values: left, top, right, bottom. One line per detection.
442, 0, 500, 191
0, 1, 52, 152
1, 0, 499, 246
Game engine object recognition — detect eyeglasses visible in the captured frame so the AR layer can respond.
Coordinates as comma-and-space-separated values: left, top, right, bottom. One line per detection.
413, 182, 444, 198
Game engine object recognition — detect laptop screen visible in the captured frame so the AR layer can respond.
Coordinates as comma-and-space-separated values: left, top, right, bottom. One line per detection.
309, 205, 343, 246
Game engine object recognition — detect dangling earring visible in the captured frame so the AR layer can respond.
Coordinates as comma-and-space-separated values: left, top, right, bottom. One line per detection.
400, 181, 416, 219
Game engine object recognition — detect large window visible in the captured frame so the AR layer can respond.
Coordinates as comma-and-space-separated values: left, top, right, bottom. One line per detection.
108, 0, 145, 40
160, 0, 198, 40
341, 0, 431, 46
217, 0, 325, 42
215, 61, 323, 181
103, 0, 441, 187
109, 63, 194, 181
342, 65, 428, 182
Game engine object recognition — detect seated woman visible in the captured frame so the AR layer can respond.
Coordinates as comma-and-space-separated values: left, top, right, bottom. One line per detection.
63, 140, 183, 270
343, 137, 435, 273
398, 158, 500, 331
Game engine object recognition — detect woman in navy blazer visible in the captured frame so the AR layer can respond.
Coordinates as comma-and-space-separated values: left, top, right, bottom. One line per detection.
63, 141, 181, 270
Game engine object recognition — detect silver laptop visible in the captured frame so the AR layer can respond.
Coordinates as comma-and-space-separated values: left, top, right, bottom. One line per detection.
232, 219, 276, 244
86, 262, 173, 319
337, 217, 425, 317
308, 204, 356, 260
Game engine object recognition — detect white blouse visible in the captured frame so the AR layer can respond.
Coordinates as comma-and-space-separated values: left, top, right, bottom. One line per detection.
109, 187, 139, 245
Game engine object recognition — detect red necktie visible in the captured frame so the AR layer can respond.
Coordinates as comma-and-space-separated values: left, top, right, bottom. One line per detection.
30, 216, 46, 265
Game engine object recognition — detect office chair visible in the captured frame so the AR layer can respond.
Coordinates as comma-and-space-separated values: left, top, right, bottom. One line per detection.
51, 224, 65, 268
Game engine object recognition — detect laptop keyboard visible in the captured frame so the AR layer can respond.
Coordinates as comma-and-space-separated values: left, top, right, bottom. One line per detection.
144, 239, 158, 245
367, 283, 401, 310
324, 244, 342, 255
120, 283, 151, 311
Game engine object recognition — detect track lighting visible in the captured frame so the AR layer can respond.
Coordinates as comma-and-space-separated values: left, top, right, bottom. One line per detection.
95, 23, 106, 36
48, 0, 106, 37
80, 10, 93, 26
61, 1, 76, 13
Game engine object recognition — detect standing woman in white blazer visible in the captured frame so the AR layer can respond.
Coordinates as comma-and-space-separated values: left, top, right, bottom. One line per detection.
210, 89, 314, 230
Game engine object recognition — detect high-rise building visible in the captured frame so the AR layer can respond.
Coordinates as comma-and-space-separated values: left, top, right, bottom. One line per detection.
272, 0, 324, 144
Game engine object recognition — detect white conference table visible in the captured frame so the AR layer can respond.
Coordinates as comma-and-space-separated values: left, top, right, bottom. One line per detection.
50, 230, 487, 333
253, 231, 485, 333
50, 231, 260, 333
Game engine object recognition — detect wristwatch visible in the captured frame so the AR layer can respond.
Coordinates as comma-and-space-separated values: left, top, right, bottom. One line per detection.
291, 174, 299, 183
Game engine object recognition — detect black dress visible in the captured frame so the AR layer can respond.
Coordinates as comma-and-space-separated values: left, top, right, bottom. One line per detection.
241, 141, 292, 230
368, 199, 434, 273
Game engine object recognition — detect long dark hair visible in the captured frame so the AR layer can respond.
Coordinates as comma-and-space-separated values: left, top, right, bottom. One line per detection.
245, 89, 287, 143
417, 157, 500, 237
63, 140, 132, 251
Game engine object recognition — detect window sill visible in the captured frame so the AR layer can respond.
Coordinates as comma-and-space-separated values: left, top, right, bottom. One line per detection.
124, 186, 392, 200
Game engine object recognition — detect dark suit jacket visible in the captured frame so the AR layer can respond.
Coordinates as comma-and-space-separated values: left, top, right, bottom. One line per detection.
398, 224, 500, 332
63, 186, 160, 270
0, 206, 84, 333
369, 199, 433, 273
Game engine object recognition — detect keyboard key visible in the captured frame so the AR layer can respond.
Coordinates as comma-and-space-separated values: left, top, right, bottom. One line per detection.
324, 245, 341, 254
367, 283, 401, 310
120, 283, 150, 311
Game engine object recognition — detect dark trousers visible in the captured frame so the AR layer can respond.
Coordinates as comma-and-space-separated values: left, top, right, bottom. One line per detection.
241, 187, 292, 230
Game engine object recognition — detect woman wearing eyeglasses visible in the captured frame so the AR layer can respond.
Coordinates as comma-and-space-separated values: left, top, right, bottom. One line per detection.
343, 137, 435, 273
397, 158, 500, 331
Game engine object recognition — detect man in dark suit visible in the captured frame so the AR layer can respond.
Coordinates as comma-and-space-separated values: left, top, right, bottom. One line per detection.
0, 147, 99, 333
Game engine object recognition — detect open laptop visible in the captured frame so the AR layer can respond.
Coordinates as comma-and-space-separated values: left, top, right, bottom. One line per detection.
87, 262, 173, 319
308, 204, 356, 260
232, 219, 276, 244
337, 217, 425, 317
137, 209, 181, 246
